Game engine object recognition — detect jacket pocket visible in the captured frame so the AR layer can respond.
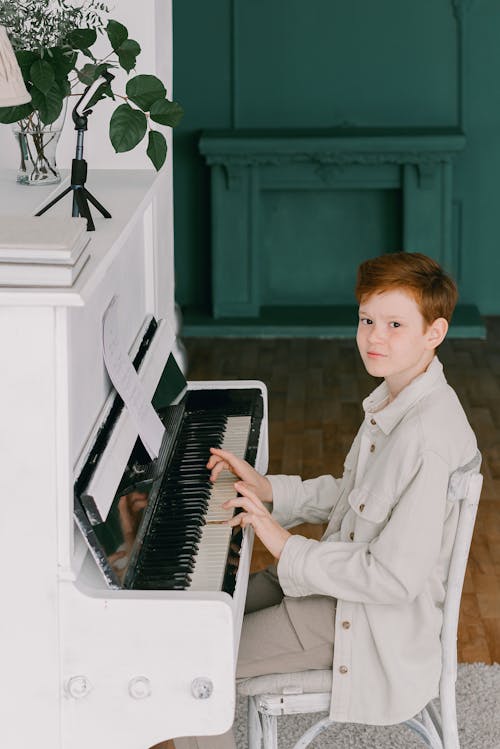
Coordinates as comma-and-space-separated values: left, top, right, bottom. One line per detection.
348, 487, 393, 524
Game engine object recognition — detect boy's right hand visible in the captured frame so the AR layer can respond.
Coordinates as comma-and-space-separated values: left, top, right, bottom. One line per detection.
207, 447, 273, 503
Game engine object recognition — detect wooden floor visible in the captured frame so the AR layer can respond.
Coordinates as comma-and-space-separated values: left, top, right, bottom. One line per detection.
184, 319, 500, 665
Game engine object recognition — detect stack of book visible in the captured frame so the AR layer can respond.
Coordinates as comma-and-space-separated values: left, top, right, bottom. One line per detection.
0, 215, 90, 286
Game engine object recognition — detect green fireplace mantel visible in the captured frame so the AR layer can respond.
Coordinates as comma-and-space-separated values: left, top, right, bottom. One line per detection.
196, 127, 480, 335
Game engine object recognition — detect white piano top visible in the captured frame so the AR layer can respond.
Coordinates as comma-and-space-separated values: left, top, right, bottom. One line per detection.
0, 168, 159, 307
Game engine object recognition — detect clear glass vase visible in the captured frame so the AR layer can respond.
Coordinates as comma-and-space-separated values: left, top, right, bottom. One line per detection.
12, 102, 67, 186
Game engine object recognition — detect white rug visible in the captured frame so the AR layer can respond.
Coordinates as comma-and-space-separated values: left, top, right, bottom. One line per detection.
234, 663, 500, 748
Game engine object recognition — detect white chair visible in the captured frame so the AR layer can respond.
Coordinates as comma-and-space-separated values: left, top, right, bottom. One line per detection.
238, 452, 483, 749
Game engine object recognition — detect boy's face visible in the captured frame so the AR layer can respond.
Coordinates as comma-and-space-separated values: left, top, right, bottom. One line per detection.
356, 288, 446, 398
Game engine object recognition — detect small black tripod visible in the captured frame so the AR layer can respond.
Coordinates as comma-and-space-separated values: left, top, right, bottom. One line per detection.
37, 80, 112, 231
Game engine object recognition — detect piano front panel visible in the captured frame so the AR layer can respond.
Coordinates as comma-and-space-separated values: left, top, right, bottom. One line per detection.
61, 584, 237, 748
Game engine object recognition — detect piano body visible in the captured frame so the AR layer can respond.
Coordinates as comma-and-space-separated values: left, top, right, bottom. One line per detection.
0, 169, 268, 748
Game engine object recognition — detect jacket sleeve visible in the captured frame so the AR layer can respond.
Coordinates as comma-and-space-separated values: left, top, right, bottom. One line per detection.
277, 450, 452, 604
267, 474, 342, 528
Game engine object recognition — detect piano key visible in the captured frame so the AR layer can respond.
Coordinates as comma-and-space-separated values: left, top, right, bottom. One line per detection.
185, 416, 251, 591
133, 414, 252, 591
188, 525, 233, 591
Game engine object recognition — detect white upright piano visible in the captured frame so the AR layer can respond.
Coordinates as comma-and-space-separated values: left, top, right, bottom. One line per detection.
0, 169, 268, 748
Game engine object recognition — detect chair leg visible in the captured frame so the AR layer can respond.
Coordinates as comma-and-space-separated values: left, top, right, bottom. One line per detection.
405, 717, 443, 749
426, 700, 443, 737
261, 712, 278, 749
291, 717, 335, 749
440, 690, 460, 749
421, 707, 444, 748
248, 696, 263, 749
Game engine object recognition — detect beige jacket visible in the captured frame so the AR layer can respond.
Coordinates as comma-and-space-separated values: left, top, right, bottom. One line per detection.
268, 356, 477, 725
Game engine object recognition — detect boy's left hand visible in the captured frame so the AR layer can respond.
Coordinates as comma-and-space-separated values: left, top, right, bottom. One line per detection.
222, 481, 291, 560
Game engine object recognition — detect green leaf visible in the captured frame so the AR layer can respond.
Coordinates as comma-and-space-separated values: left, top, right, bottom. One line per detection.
78, 63, 100, 86
109, 103, 147, 152
30, 59, 55, 94
0, 102, 34, 125
150, 99, 184, 127
65, 27, 97, 51
16, 50, 39, 79
107, 19, 128, 50
30, 84, 64, 125
47, 48, 77, 78
57, 78, 71, 98
126, 75, 166, 111
85, 81, 114, 110
147, 130, 167, 171
80, 47, 97, 61
116, 39, 141, 73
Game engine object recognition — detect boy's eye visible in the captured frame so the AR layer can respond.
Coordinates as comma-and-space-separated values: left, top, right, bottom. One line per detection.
389, 321, 401, 328
359, 318, 373, 325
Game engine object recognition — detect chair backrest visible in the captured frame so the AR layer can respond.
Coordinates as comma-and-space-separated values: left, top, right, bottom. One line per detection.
439, 451, 483, 748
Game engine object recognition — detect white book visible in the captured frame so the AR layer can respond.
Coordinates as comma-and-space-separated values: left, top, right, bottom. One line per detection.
0, 241, 90, 287
0, 232, 90, 266
0, 215, 88, 263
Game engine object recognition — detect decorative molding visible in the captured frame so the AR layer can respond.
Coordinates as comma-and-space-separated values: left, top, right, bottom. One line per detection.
316, 164, 347, 185
223, 164, 244, 190
200, 130, 467, 171
417, 163, 438, 190
206, 151, 462, 168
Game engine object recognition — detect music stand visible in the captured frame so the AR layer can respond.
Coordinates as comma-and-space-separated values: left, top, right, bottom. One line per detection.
36, 76, 113, 232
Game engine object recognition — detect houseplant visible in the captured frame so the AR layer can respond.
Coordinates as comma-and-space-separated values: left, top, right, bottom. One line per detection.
0, 0, 183, 184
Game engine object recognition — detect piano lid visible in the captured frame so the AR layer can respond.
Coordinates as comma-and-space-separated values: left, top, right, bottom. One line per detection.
75, 404, 184, 589
76, 315, 182, 521
74, 315, 187, 587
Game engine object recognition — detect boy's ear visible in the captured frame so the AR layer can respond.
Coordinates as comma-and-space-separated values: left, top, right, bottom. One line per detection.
426, 317, 448, 349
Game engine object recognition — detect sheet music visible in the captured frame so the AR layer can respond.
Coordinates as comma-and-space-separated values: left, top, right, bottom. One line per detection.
102, 297, 165, 459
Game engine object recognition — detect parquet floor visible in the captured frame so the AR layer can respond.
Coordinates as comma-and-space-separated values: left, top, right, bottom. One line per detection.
184, 319, 500, 665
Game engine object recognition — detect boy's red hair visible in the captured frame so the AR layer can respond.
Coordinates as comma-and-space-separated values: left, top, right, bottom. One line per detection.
355, 252, 458, 325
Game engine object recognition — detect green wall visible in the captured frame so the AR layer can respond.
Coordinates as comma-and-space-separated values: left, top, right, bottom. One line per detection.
173, 0, 500, 317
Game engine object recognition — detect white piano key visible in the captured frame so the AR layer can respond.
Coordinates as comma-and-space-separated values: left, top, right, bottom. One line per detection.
188, 525, 233, 591
204, 416, 251, 525
188, 415, 251, 591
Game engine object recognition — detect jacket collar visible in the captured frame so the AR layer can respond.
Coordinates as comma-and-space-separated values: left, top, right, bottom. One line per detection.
362, 356, 447, 436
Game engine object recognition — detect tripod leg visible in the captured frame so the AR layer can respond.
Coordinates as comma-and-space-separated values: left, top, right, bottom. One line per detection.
82, 188, 112, 219
73, 188, 95, 232
35, 186, 72, 216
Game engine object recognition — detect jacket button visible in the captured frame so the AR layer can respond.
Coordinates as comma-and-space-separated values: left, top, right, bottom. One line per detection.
370, 418, 376, 426
342, 621, 351, 629
359, 504, 365, 512
370, 443, 375, 452
339, 666, 348, 674
349, 531, 355, 540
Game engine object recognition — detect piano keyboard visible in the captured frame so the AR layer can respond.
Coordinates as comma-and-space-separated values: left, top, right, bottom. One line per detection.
189, 415, 250, 591
132, 414, 251, 591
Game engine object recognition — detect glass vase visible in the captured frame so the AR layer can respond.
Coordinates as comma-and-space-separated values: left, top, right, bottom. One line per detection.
12, 101, 67, 186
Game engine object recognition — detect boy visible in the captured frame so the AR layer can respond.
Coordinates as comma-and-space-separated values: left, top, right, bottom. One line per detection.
174, 252, 477, 749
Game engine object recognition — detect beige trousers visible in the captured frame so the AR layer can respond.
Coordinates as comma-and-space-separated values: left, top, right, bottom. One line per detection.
173, 566, 336, 749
